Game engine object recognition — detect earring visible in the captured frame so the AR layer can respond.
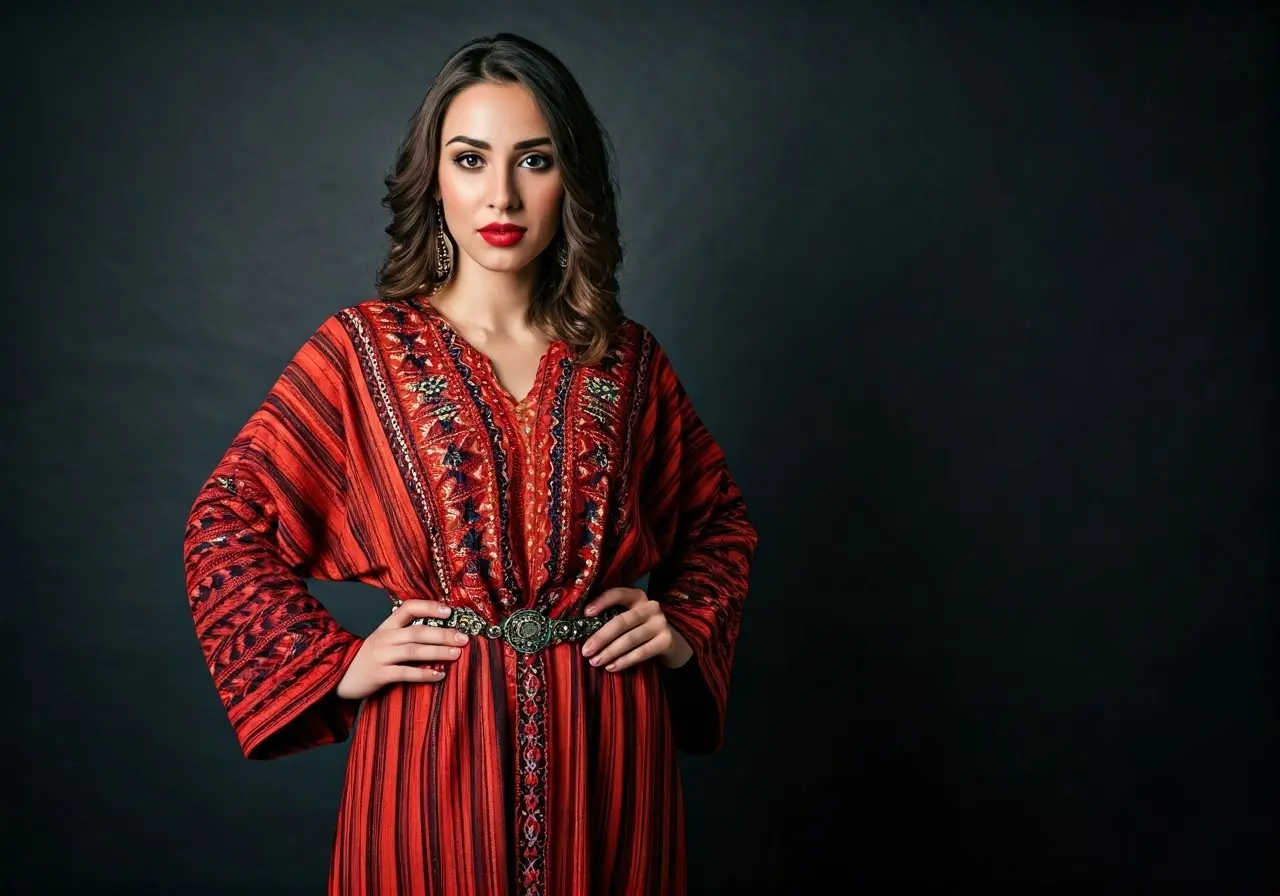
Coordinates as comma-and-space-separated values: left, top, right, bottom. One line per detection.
557, 242, 568, 269
435, 201, 452, 280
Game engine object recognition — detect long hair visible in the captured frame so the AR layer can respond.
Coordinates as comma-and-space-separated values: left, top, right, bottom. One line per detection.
376, 33, 625, 365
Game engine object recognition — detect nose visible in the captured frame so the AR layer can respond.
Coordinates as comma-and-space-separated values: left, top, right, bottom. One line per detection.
487, 165, 521, 212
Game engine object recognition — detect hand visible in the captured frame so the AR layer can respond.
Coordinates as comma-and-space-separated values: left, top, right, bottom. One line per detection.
580, 587, 693, 672
336, 599, 470, 700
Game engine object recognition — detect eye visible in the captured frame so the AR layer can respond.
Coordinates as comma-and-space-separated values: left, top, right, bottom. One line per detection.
453, 152, 484, 169
520, 154, 554, 170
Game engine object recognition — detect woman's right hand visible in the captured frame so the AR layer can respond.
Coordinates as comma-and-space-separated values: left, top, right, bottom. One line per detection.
336, 599, 469, 700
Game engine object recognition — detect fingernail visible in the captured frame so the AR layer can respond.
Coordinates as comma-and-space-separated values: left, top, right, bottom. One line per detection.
590, 657, 601, 666
581, 645, 593, 657
585, 605, 597, 616
455, 633, 469, 644
438, 605, 452, 617
449, 647, 460, 657
605, 663, 617, 672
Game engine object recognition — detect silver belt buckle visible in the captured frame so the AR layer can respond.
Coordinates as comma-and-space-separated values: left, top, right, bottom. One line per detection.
501, 608, 552, 654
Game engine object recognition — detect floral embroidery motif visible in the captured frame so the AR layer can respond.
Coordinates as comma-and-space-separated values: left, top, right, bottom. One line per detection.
405, 374, 461, 433
516, 652, 549, 896
582, 378, 619, 428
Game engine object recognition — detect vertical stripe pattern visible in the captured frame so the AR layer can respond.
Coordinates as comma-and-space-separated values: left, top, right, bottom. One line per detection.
183, 300, 759, 894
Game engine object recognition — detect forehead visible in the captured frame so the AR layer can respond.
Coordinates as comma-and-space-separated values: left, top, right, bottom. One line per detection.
441, 82, 549, 142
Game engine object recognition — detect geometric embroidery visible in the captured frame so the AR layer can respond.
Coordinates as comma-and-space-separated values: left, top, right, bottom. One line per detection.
516, 652, 549, 896
406, 375, 461, 433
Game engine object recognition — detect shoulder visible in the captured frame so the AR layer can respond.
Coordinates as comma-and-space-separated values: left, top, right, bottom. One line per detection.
604, 316, 672, 379
616, 315, 666, 357
282, 298, 410, 374
319, 296, 436, 348
330, 297, 411, 330
617, 315, 684, 372
341, 297, 407, 318
608, 316, 685, 401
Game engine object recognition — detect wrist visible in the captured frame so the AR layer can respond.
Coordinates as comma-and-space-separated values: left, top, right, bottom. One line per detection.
659, 629, 694, 669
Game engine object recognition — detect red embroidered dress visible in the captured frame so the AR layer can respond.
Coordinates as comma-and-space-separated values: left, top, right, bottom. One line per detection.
183, 297, 758, 895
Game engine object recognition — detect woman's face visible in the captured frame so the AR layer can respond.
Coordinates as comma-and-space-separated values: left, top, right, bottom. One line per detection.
435, 82, 564, 277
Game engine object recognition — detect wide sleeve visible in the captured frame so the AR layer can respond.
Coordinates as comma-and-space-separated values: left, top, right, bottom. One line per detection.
183, 314, 371, 760
636, 335, 759, 754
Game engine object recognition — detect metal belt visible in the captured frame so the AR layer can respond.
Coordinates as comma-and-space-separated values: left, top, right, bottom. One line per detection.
391, 599, 623, 654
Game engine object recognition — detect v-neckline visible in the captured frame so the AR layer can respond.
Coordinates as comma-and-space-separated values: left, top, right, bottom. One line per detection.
420, 296, 559, 408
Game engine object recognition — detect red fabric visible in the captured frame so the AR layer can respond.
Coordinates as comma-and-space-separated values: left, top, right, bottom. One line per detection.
183, 298, 758, 895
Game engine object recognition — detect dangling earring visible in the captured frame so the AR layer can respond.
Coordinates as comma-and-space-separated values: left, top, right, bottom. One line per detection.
435, 200, 452, 280
557, 242, 568, 269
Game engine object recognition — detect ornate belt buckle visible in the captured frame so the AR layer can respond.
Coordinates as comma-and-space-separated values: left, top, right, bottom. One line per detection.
502, 608, 551, 654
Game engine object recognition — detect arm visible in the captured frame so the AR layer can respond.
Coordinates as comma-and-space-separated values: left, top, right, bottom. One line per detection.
183, 315, 371, 760
638, 336, 759, 754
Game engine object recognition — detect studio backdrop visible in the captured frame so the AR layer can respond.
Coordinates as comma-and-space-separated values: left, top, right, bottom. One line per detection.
4, 2, 1275, 891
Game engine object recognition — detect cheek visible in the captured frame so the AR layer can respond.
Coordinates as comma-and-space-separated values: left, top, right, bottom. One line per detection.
436, 166, 480, 205
528, 180, 565, 228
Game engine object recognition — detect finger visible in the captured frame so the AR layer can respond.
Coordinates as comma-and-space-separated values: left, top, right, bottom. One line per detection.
602, 634, 672, 673
389, 664, 447, 683
384, 643, 464, 665
377, 599, 452, 630
588, 617, 664, 668
388, 626, 471, 647
581, 607, 645, 658
584, 586, 643, 618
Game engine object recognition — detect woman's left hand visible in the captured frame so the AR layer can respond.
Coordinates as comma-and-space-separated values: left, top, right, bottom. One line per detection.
581, 587, 693, 671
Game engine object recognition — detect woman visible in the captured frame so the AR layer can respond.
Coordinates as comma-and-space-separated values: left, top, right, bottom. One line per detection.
184, 32, 757, 896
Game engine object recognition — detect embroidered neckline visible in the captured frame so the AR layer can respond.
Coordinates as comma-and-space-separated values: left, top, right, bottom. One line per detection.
417, 295, 560, 408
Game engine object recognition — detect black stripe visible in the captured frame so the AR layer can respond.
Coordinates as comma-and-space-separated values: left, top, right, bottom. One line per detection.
366, 694, 390, 892
425, 680, 446, 893
610, 679, 636, 894
490, 642, 515, 894
394, 684, 415, 893
467, 644, 489, 892
566, 652, 581, 880
280, 363, 343, 440
257, 395, 344, 488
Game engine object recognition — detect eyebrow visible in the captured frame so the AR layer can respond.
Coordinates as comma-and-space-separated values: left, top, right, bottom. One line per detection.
444, 136, 552, 151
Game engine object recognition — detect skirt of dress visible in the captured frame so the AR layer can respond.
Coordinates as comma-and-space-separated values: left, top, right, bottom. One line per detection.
326, 635, 689, 896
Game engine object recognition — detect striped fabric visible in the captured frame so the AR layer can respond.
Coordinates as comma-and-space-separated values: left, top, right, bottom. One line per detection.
184, 297, 758, 895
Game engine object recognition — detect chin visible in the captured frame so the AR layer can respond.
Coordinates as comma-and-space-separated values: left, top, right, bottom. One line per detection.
471, 245, 543, 273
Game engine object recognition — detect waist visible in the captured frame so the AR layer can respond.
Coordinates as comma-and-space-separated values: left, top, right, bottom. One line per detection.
390, 599, 622, 655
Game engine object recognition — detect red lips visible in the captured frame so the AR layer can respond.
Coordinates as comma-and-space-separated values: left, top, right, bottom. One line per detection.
478, 222, 526, 247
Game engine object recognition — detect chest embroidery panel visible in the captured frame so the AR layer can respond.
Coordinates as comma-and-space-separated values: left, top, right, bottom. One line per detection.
347, 300, 646, 624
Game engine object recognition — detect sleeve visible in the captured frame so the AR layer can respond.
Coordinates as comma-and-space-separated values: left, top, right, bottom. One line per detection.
183, 314, 371, 760
637, 335, 759, 754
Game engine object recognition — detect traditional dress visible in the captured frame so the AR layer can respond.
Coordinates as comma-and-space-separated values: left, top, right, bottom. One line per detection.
183, 297, 758, 895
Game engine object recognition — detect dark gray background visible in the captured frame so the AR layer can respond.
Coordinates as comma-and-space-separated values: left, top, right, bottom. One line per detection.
4, 1, 1276, 892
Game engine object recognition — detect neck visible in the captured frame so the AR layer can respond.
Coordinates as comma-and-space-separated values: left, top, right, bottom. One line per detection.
431, 254, 541, 334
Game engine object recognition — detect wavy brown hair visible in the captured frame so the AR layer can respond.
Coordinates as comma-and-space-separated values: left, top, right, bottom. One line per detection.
376, 33, 625, 366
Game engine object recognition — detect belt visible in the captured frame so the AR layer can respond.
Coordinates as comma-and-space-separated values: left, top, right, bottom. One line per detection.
391, 599, 623, 654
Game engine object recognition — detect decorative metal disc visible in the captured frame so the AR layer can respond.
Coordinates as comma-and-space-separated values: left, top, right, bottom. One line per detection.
503, 609, 551, 654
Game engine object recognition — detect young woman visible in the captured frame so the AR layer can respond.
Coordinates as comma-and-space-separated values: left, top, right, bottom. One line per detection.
184, 32, 757, 896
